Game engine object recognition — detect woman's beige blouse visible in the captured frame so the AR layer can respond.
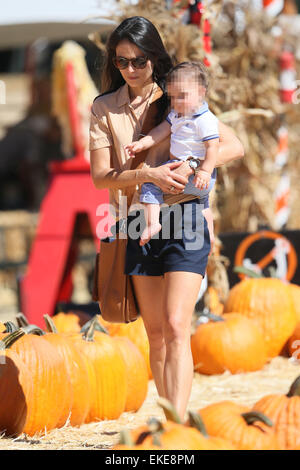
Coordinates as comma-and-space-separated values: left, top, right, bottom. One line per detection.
89, 82, 171, 217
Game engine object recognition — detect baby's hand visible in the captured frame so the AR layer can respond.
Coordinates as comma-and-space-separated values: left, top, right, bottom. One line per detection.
193, 169, 211, 190
124, 141, 145, 158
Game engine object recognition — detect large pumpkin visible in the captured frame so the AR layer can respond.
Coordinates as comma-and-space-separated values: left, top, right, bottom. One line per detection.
224, 278, 297, 358
252, 375, 300, 450
1, 328, 73, 435
198, 400, 278, 450
69, 318, 127, 423
97, 315, 152, 379
0, 342, 33, 436
43, 315, 91, 426
191, 313, 268, 374
109, 336, 148, 412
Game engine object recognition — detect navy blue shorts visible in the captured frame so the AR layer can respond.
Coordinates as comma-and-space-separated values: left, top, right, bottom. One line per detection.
124, 198, 211, 277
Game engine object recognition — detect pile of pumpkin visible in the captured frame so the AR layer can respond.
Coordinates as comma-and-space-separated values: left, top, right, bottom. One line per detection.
110, 275, 300, 450
0, 313, 150, 437
112, 376, 300, 450
191, 277, 300, 374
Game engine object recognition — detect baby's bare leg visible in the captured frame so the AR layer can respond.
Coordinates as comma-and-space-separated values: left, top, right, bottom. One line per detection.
140, 203, 162, 246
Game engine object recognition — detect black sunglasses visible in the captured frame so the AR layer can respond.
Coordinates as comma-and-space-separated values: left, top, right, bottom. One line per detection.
113, 56, 148, 70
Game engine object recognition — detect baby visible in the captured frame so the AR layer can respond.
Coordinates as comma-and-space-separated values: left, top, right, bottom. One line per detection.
125, 61, 219, 247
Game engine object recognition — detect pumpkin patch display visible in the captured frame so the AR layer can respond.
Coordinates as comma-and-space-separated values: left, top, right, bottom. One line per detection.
224, 278, 297, 358
197, 400, 278, 450
252, 375, 300, 450
113, 398, 236, 450
191, 313, 268, 374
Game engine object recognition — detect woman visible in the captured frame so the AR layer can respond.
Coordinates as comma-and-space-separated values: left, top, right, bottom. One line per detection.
89, 16, 244, 421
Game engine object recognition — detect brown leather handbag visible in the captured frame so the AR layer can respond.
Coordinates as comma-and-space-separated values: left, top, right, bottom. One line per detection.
92, 95, 197, 323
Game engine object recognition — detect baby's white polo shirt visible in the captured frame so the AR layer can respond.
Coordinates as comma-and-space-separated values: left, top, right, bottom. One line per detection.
166, 101, 219, 160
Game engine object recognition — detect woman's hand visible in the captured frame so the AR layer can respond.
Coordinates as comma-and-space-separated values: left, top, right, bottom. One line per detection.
149, 161, 189, 194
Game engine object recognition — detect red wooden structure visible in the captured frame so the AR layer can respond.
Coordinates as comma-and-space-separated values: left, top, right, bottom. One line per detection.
20, 62, 108, 327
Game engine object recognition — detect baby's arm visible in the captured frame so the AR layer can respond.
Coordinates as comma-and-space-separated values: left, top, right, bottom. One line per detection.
125, 120, 171, 158
194, 138, 220, 190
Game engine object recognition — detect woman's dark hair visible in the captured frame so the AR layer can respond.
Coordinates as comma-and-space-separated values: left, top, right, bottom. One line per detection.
99, 16, 173, 123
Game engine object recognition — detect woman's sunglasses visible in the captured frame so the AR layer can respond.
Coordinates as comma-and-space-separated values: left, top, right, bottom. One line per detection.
113, 56, 148, 70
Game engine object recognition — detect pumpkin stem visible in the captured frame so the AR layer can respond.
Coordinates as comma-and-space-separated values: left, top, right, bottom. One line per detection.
287, 375, 300, 397
151, 432, 162, 447
233, 266, 262, 278
119, 429, 134, 447
82, 316, 99, 342
147, 417, 164, 434
188, 411, 209, 437
15, 313, 30, 328
196, 307, 224, 325
80, 316, 109, 335
43, 314, 58, 334
3, 321, 18, 333
22, 325, 45, 336
241, 411, 273, 427
0, 329, 26, 349
156, 397, 182, 424
134, 418, 163, 447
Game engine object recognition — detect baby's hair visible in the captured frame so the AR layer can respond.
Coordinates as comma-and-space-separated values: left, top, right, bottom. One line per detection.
166, 61, 209, 89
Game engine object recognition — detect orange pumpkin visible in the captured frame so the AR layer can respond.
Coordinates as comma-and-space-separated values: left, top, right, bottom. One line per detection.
0, 344, 33, 436
43, 315, 91, 426
52, 311, 91, 333
115, 398, 236, 450
97, 315, 152, 379
108, 336, 148, 412
2, 328, 73, 435
198, 400, 278, 450
224, 278, 297, 358
69, 318, 127, 423
191, 313, 268, 374
252, 375, 300, 450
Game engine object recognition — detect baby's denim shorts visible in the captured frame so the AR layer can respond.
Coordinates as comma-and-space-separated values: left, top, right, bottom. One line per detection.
124, 197, 211, 277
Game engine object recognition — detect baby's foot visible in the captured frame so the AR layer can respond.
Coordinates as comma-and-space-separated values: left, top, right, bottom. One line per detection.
139, 223, 162, 246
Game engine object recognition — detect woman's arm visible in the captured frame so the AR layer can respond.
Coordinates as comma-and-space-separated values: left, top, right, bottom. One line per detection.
90, 146, 188, 193
216, 121, 245, 167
